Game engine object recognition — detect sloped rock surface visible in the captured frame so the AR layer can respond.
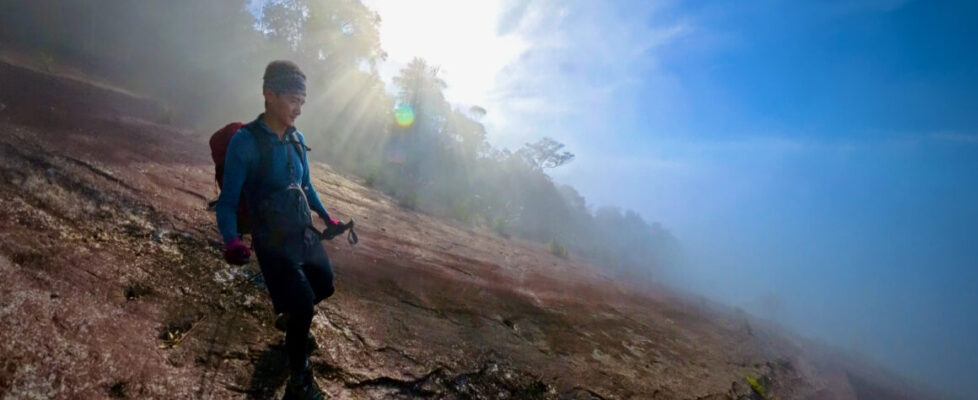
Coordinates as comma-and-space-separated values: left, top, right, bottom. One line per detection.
0, 57, 928, 400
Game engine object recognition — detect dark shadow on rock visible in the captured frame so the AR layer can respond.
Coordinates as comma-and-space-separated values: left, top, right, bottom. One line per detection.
247, 344, 290, 400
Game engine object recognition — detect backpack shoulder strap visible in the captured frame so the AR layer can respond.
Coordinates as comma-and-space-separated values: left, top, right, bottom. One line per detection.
243, 125, 309, 188
241, 123, 273, 189
288, 130, 310, 173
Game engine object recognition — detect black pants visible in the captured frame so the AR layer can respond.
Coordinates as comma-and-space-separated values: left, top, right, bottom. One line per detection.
254, 228, 335, 374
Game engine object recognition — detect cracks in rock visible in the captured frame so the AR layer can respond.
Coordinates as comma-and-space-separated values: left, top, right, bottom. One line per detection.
345, 366, 447, 397
566, 386, 609, 400
375, 345, 423, 366
0, 140, 162, 234
399, 298, 441, 315
58, 154, 139, 192
318, 311, 369, 348
312, 357, 553, 399
174, 186, 208, 202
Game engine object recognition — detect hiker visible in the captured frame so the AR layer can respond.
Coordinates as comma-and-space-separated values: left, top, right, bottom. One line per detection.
216, 60, 338, 400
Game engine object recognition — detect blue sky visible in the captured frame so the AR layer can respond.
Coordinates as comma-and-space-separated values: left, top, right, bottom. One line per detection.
352, 0, 978, 397
514, 1, 978, 397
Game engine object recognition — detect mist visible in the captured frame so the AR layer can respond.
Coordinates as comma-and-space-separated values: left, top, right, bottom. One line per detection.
2, 0, 976, 399
0, 0, 679, 275
616, 136, 978, 398
539, 1, 978, 398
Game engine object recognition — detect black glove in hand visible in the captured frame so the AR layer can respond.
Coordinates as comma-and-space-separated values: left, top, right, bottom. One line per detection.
322, 216, 346, 240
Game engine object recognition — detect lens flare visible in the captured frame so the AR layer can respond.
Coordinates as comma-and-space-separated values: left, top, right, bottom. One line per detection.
395, 104, 415, 127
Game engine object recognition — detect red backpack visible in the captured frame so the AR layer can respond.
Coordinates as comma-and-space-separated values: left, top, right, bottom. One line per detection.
208, 122, 252, 234
208, 122, 359, 245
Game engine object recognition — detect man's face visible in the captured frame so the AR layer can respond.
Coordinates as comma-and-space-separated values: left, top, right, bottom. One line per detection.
264, 90, 305, 127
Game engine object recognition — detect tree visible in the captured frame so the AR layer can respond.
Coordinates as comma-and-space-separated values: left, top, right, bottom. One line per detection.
0, 0, 682, 278
392, 58, 449, 124
300, 0, 386, 69
517, 137, 575, 170
259, 0, 308, 49
447, 108, 489, 159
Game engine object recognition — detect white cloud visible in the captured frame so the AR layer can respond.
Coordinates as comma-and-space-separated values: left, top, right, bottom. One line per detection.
483, 1, 693, 150
363, 0, 692, 151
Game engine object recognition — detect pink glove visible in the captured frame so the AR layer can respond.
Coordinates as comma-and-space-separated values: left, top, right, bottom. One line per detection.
224, 237, 251, 265
324, 216, 341, 228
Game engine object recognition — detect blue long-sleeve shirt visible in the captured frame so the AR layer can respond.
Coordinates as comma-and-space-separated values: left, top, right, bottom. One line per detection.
216, 114, 330, 243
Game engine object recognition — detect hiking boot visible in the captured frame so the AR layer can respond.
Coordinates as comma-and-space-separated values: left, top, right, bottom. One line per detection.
306, 333, 318, 354
274, 313, 318, 354
282, 368, 326, 400
275, 313, 290, 332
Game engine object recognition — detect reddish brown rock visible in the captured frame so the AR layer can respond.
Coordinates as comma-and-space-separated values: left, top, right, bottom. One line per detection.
0, 55, 931, 400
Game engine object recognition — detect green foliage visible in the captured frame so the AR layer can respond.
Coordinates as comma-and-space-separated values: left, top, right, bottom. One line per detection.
548, 239, 568, 259
450, 200, 475, 224
745, 375, 768, 399
1, 0, 681, 279
491, 217, 510, 238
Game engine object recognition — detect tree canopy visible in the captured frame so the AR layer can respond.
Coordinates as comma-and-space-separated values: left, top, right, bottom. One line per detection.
0, 0, 680, 277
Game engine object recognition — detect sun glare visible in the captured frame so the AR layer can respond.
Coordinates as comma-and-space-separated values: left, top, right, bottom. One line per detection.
394, 104, 415, 127
364, 0, 528, 108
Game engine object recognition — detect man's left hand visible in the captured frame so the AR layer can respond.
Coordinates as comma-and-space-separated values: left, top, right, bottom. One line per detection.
322, 216, 347, 240
324, 216, 342, 228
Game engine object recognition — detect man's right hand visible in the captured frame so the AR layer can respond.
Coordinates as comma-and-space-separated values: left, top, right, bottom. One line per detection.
224, 237, 251, 265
